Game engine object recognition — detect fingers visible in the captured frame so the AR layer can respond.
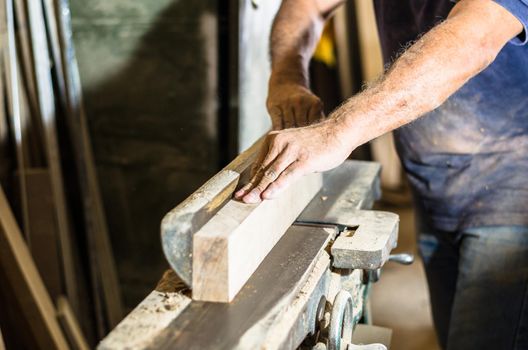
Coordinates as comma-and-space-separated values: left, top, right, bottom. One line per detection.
292, 105, 305, 128
269, 106, 283, 130
250, 139, 270, 178
269, 95, 322, 130
283, 106, 296, 129
295, 96, 312, 127
262, 161, 305, 200
292, 96, 323, 127
288, 98, 309, 127
242, 150, 292, 203
235, 140, 270, 199
238, 148, 294, 203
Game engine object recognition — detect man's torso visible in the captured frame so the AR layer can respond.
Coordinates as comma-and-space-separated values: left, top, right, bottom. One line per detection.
373, 0, 528, 231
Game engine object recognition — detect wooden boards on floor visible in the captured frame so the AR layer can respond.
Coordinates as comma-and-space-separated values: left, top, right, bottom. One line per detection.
0, 327, 5, 350
21, 168, 63, 299
1, 0, 123, 340
53, 0, 123, 328
57, 296, 90, 350
0, 185, 69, 349
26, 0, 81, 317
192, 173, 323, 302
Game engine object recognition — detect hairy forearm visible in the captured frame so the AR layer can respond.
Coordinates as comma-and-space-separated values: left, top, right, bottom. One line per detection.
330, 0, 522, 150
270, 0, 328, 86
237, 0, 523, 203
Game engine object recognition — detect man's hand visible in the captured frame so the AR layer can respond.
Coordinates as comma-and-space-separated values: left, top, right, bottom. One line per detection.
234, 118, 353, 203
265, 0, 342, 130
240, 0, 524, 205
267, 79, 324, 130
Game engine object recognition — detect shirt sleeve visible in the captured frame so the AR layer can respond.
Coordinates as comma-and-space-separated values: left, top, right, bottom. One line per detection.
493, 0, 528, 45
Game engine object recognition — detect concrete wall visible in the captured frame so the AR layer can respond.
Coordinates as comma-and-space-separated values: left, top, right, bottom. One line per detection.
71, 0, 219, 307
70, 0, 281, 308
237, 0, 280, 150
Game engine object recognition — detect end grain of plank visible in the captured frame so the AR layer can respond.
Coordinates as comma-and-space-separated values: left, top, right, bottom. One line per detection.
192, 172, 323, 302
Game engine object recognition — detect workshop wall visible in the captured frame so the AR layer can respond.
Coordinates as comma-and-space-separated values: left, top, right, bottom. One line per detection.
70, 0, 220, 308
237, 0, 280, 151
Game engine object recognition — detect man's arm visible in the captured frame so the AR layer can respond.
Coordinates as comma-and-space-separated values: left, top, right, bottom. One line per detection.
236, 0, 523, 203
267, 0, 345, 129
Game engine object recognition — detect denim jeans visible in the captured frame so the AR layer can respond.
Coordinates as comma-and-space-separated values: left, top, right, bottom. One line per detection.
418, 226, 528, 350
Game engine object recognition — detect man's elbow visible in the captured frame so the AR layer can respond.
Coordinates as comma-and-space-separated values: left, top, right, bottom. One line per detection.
449, 0, 525, 72
473, 35, 501, 72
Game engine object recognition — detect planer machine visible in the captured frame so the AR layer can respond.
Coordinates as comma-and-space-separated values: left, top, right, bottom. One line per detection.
98, 140, 413, 350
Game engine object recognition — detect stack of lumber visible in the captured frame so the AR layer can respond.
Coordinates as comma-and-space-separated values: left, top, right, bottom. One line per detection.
0, 0, 122, 347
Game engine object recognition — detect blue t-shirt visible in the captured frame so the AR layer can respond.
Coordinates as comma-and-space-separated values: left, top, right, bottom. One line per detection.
373, 0, 528, 232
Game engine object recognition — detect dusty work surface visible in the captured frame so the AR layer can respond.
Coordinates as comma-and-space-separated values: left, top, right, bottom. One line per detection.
148, 225, 332, 350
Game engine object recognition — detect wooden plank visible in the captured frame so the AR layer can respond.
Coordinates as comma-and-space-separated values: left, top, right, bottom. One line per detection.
192, 172, 323, 302
25, 0, 81, 318
152, 226, 332, 349
14, 0, 40, 121
0, 49, 10, 187
23, 168, 63, 298
14, 0, 46, 167
161, 137, 262, 287
54, 0, 123, 328
42, 0, 67, 110
56, 296, 90, 350
0, 185, 69, 349
2, 0, 31, 240
0, 327, 5, 350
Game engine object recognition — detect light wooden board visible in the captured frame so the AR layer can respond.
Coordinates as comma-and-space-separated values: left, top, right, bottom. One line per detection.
14, 0, 39, 121
23, 168, 63, 299
192, 172, 323, 302
0, 48, 9, 186
56, 296, 90, 350
14, 0, 46, 167
0, 327, 5, 350
161, 136, 263, 288
26, 0, 81, 318
2, 0, 31, 241
0, 185, 69, 349
54, 0, 123, 328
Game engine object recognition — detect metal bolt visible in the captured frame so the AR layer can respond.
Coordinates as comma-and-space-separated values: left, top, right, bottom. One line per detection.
388, 253, 414, 265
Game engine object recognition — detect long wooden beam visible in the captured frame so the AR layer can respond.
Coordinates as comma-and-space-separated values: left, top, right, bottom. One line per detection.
0, 327, 5, 350
54, 0, 123, 328
2, 0, 31, 241
26, 0, 80, 318
0, 185, 69, 349
192, 172, 323, 302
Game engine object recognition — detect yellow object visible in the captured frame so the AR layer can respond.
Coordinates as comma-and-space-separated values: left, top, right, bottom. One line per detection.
313, 22, 336, 67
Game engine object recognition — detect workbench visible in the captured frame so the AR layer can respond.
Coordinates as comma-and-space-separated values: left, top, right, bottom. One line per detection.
98, 141, 407, 350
